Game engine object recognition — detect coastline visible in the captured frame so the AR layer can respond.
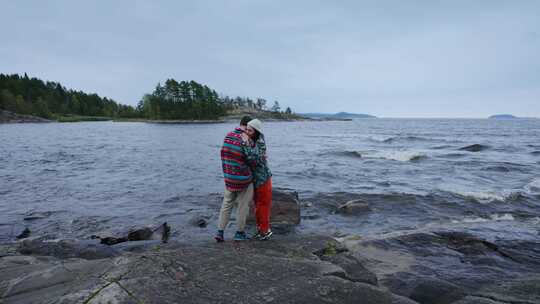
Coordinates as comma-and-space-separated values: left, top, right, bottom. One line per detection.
2, 190, 539, 303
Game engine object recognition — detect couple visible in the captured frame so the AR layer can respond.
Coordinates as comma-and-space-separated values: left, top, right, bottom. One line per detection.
215, 116, 273, 242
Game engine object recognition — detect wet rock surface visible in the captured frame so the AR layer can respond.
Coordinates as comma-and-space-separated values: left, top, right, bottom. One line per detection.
341, 230, 540, 304
1, 235, 416, 304
2, 227, 540, 303
18, 239, 120, 260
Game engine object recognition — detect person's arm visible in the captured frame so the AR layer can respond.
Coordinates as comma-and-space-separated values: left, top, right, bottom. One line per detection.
242, 140, 262, 164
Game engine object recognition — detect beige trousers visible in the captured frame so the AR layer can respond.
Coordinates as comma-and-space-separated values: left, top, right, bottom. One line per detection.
217, 184, 253, 231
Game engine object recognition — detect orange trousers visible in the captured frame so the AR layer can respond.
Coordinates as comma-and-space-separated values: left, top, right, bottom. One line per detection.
254, 178, 272, 233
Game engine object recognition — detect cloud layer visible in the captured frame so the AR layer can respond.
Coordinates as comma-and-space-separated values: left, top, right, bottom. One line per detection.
1, 1, 538, 117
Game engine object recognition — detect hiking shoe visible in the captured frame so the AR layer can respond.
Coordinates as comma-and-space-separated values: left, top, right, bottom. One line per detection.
214, 230, 224, 243
233, 231, 249, 241
258, 230, 273, 241
252, 231, 263, 240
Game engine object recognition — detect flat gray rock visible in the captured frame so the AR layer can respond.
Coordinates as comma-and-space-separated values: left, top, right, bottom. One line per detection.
1, 235, 417, 304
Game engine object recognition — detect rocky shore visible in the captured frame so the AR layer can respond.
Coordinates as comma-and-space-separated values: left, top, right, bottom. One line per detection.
0, 110, 51, 123
2, 230, 538, 304
1, 190, 539, 303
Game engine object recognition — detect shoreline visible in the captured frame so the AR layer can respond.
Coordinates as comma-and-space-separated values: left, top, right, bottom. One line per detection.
2, 189, 539, 303
2, 226, 539, 303
1, 110, 356, 124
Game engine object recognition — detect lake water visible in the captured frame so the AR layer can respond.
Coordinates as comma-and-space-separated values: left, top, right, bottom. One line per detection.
1, 119, 540, 242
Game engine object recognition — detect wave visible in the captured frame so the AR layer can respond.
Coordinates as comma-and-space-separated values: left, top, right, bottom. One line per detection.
431, 145, 453, 150
376, 135, 457, 144
524, 179, 540, 194
440, 188, 523, 203
482, 165, 512, 173
363, 150, 428, 162
326, 149, 427, 162
336, 151, 363, 158
451, 213, 515, 224
438, 153, 467, 159
492, 145, 521, 153
531, 151, 540, 156
363, 135, 394, 143
381, 136, 427, 143
481, 162, 529, 173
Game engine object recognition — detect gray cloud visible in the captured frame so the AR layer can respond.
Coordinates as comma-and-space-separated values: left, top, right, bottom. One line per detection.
1, 0, 538, 117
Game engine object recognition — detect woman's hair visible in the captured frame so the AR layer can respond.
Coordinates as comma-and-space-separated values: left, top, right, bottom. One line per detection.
252, 129, 261, 142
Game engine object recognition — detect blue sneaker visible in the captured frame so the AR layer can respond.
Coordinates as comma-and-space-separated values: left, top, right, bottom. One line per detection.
214, 230, 224, 243
233, 231, 249, 241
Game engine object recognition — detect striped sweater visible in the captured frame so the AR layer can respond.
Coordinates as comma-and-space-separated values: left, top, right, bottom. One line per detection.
221, 127, 253, 191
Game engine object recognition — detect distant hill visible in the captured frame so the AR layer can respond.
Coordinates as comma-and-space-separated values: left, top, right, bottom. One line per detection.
300, 112, 376, 119
334, 112, 376, 119
489, 114, 518, 119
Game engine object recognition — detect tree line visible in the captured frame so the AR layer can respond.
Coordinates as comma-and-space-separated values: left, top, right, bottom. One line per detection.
0, 73, 137, 118
0, 73, 295, 120
137, 79, 224, 120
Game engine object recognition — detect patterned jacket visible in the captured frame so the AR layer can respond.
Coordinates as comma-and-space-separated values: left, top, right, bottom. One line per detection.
243, 136, 272, 189
221, 128, 253, 191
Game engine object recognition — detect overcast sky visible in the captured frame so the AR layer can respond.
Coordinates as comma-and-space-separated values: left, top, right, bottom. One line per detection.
1, 1, 539, 117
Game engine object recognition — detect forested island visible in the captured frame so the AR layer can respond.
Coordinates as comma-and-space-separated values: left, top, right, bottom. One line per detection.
0, 73, 300, 122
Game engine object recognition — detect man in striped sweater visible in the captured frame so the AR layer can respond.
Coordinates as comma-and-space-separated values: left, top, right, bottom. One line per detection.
215, 116, 253, 242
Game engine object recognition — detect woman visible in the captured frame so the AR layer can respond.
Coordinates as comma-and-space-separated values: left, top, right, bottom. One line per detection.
241, 119, 273, 240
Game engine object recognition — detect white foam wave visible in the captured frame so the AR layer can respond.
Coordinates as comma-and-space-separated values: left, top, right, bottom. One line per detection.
365, 135, 394, 143
524, 178, 540, 194
458, 191, 506, 202
451, 213, 515, 224
441, 188, 522, 203
364, 150, 427, 162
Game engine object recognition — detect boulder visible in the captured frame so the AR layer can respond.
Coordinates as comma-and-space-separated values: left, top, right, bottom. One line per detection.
337, 199, 371, 215
247, 189, 301, 228
128, 227, 153, 241
188, 215, 209, 228
459, 144, 489, 152
16, 228, 31, 239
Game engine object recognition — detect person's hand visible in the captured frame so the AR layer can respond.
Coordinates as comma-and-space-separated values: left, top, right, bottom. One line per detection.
241, 132, 250, 143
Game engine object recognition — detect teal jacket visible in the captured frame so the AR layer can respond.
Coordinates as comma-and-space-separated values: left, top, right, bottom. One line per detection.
243, 136, 272, 189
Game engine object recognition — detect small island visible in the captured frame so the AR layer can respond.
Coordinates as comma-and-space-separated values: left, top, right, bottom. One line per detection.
488, 114, 518, 119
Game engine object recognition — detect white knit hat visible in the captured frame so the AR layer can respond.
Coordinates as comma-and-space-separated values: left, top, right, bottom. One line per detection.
247, 119, 263, 134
